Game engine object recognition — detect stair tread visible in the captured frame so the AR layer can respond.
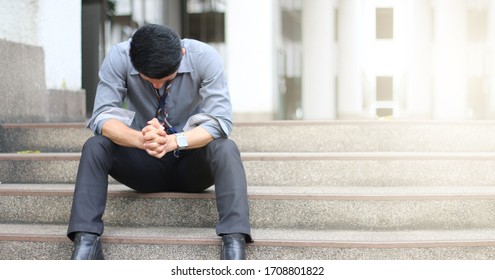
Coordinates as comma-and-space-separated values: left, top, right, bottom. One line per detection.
4, 120, 495, 127
2, 223, 495, 247
4, 151, 495, 160
5, 121, 495, 154
3, 184, 495, 199
3, 121, 495, 260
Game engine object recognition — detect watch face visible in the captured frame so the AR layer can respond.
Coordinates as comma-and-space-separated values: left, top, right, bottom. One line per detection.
178, 134, 188, 147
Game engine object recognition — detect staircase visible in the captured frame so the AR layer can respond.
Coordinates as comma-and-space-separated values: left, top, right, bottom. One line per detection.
2, 120, 495, 259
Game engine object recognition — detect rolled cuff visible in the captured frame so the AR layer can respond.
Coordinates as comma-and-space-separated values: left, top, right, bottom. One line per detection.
183, 113, 232, 139
87, 107, 136, 135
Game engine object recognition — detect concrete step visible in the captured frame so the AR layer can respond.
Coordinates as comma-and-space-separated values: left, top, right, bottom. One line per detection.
2, 223, 495, 259
3, 120, 495, 260
2, 152, 495, 186
3, 121, 495, 153
0, 123, 91, 153
233, 120, 495, 153
2, 184, 495, 231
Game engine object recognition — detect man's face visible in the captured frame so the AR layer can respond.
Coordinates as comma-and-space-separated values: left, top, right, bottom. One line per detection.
140, 72, 177, 89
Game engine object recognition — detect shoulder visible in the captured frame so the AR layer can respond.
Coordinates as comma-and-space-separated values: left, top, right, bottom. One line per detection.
181, 39, 223, 73
108, 40, 131, 60
182, 39, 221, 62
182, 38, 215, 54
100, 40, 132, 74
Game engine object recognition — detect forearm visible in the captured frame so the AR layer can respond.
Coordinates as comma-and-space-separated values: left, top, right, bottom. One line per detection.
101, 119, 145, 149
178, 126, 214, 150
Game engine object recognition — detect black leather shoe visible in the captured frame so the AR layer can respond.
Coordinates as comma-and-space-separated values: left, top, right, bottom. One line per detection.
221, 234, 246, 260
70, 232, 104, 260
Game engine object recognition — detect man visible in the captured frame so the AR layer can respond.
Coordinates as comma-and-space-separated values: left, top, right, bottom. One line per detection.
68, 24, 252, 260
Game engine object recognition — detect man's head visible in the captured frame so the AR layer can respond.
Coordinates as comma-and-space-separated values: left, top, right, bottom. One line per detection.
130, 24, 182, 79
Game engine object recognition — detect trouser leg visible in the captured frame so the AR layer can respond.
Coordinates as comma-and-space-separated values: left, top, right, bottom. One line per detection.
68, 136, 251, 242
67, 136, 114, 240
175, 138, 252, 242
67, 135, 174, 239
209, 139, 252, 242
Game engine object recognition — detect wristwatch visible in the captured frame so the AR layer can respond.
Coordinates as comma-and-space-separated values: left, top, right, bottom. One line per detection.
175, 133, 188, 150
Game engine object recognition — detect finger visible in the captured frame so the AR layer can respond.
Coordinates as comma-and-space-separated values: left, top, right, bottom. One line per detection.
146, 149, 159, 157
143, 141, 158, 150
146, 145, 163, 154
145, 139, 167, 150
152, 145, 167, 158
144, 139, 164, 150
155, 129, 167, 137
143, 132, 157, 142
149, 137, 164, 146
146, 147, 166, 158
156, 150, 167, 158
143, 125, 166, 138
142, 125, 155, 134
147, 118, 161, 128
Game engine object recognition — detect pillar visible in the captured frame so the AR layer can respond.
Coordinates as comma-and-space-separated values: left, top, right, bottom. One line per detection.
432, 0, 467, 119
301, 0, 337, 119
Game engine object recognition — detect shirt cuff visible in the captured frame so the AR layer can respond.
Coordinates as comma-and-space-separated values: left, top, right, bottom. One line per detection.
87, 107, 136, 135
183, 113, 232, 138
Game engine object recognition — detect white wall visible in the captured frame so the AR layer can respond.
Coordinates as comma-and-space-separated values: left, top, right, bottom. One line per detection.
38, 0, 81, 90
225, 0, 276, 117
0, 0, 39, 45
0, 0, 81, 90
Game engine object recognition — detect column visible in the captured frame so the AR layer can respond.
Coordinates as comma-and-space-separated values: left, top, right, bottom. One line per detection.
301, 0, 337, 119
405, 0, 433, 118
487, 0, 495, 118
432, 0, 467, 119
337, 0, 362, 119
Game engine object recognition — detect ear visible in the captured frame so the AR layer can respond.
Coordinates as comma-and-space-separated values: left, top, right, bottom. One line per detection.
181, 48, 186, 56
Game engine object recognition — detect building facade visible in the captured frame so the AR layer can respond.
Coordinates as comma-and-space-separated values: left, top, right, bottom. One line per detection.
279, 0, 495, 121
1, 0, 494, 122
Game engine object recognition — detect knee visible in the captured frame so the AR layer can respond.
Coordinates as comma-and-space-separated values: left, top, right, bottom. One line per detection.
206, 138, 241, 158
82, 135, 114, 155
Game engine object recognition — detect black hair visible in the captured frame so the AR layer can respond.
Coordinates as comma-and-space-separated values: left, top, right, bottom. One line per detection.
129, 24, 182, 79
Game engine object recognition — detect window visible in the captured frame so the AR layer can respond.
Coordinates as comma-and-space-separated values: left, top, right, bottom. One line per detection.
376, 76, 394, 118
281, 9, 301, 42
467, 10, 487, 42
376, 8, 393, 39
376, 76, 393, 101
376, 108, 393, 118
182, 0, 225, 43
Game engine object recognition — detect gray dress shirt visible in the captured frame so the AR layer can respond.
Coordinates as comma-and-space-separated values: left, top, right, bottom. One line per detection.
87, 38, 233, 139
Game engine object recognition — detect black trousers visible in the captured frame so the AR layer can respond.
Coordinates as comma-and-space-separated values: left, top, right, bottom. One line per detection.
67, 135, 252, 242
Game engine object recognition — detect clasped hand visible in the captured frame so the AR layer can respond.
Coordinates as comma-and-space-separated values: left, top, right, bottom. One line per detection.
142, 118, 173, 158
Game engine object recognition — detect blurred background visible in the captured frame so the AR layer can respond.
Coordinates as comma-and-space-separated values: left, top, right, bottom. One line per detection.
1, 0, 494, 123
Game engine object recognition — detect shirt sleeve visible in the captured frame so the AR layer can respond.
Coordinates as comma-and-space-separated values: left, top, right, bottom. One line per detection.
186, 45, 233, 138
86, 43, 135, 135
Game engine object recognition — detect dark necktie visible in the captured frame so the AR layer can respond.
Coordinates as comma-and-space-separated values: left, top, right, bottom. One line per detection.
154, 80, 178, 135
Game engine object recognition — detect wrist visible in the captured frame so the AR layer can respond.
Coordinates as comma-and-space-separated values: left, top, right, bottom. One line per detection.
171, 134, 179, 150
175, 132, 188, 150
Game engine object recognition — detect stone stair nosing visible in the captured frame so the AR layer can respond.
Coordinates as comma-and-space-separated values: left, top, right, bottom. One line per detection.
4, 120, 495, 153
2, 184, 495, 232
3, 152, 495, 187
2, 223, 495, 259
